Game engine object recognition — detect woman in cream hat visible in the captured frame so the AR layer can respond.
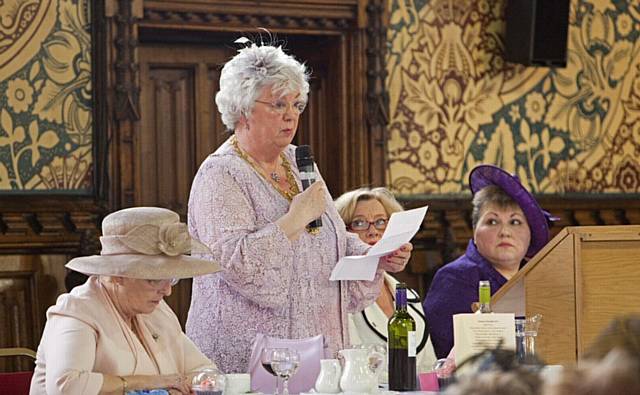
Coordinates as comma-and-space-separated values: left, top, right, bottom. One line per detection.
30, 207, 222, 395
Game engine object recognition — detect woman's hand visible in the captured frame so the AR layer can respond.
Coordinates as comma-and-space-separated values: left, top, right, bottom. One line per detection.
162, 373, 191, 394
378, 242, 413, 273
289, 180, 327, 225
104, 373, 191, 395
277, 180, 328, 239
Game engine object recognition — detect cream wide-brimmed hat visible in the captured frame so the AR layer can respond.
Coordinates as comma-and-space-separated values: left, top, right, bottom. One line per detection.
66, 207, 221, 279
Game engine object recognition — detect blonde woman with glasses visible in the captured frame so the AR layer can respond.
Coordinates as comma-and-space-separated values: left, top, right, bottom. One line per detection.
335, 187, 436, 376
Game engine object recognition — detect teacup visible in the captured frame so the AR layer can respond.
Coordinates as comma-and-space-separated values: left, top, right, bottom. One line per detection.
225, 373, 251, 394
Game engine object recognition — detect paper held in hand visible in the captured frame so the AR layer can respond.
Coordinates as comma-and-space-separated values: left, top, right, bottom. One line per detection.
453, 313, 516, 368
329, 205, 428, 281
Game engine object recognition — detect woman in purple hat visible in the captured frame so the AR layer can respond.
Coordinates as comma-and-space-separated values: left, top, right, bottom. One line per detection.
423, 164, 551, 359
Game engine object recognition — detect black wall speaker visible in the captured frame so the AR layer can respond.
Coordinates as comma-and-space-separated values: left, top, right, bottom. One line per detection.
504, 0, 571, 67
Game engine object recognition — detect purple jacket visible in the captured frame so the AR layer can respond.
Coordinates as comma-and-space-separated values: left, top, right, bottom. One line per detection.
423, 240, 508, 359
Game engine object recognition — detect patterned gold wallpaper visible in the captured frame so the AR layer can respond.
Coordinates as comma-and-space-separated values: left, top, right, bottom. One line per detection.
386, 0, 640, 195
0, 0, 92, 192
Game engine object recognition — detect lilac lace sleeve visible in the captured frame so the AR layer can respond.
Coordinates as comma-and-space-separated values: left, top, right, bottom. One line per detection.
189, 160, 295, 309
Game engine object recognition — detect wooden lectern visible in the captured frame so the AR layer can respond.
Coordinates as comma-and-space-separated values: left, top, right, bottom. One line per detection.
491, 225, 640, 365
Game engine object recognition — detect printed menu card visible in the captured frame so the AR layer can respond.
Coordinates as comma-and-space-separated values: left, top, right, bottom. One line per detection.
453, 313, 516, 367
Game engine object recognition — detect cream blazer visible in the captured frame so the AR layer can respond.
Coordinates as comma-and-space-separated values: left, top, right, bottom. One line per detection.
30, 277, 215, 395
348, 273, 437, 374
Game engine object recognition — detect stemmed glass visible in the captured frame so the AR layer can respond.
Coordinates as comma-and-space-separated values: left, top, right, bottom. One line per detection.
261, 347, 284, 395
270, 348, 300, 395
433, 358, 455, 391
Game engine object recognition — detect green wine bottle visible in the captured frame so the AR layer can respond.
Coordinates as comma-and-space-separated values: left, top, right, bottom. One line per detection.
387, 282, 416, 391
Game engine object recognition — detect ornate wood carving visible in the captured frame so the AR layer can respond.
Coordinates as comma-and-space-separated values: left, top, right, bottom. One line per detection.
142, 9, 353, 31
114, 0, 141, 122
364, 0, 389, 187
107, 0, 143, 208
137, 44, 234, 217
0, 257, 39, 372
140, 0, 358, 32
0, 197, 102, 255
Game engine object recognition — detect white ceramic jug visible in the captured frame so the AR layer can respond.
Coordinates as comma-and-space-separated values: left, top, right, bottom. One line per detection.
314, 359, 342, 393
338, 348, 377, 393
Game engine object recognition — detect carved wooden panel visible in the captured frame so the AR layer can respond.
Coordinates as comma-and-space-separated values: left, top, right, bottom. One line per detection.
201, 63, 229, 162
140, 0, 360, 32
138, 45, 236, 218
0, 198, 103, 256
0, 256, 39, 371
139, 65, 195, 215
289, 36, 350, 195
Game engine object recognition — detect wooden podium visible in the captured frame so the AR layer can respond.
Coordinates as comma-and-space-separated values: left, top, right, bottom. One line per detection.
491, 225, 640, 365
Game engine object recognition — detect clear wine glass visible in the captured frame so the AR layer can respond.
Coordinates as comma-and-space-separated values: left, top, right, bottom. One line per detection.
262, 347, 285, 395
433, 358, 455, 390
270, 348, 300, 395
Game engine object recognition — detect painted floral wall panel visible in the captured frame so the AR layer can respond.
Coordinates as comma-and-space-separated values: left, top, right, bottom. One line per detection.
0, 0, 92, 192
386, 0, 640, 195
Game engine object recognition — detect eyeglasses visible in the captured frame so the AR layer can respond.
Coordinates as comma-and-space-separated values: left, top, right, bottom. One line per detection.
146, 278, 179, 289
349, 218, 388, 231
254, 99, 306, 115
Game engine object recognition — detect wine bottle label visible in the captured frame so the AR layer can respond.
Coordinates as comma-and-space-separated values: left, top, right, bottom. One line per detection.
408, 330, 417, 357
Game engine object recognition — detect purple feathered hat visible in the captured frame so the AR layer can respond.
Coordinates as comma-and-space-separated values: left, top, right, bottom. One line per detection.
469, 164, 550, 258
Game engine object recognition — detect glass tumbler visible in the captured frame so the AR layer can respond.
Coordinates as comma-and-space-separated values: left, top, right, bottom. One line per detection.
515, 314, 543, 365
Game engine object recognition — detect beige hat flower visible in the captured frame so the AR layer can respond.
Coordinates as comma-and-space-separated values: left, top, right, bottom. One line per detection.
66, 207, 221, 279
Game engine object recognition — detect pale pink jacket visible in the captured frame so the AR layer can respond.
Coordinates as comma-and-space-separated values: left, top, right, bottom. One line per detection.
30, 277, 215, 395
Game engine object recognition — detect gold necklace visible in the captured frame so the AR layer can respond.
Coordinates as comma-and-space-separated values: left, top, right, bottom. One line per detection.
232, 136, 300, 201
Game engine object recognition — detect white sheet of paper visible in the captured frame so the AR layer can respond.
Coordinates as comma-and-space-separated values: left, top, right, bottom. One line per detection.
453, 313, 516, 367
329, 205, 428, 281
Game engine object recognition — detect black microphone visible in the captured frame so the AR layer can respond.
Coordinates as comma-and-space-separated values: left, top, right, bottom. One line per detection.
295, 145, 322, 231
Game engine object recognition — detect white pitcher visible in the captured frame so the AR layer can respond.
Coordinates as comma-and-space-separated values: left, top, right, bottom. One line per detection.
314, 359, 342, 393
338, 348, 377, 393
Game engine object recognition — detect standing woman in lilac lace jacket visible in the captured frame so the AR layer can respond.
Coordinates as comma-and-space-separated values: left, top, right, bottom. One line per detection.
186, 41, 413, 373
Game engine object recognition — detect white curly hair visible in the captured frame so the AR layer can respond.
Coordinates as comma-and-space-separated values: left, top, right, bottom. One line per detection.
215, 44, 310, 131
